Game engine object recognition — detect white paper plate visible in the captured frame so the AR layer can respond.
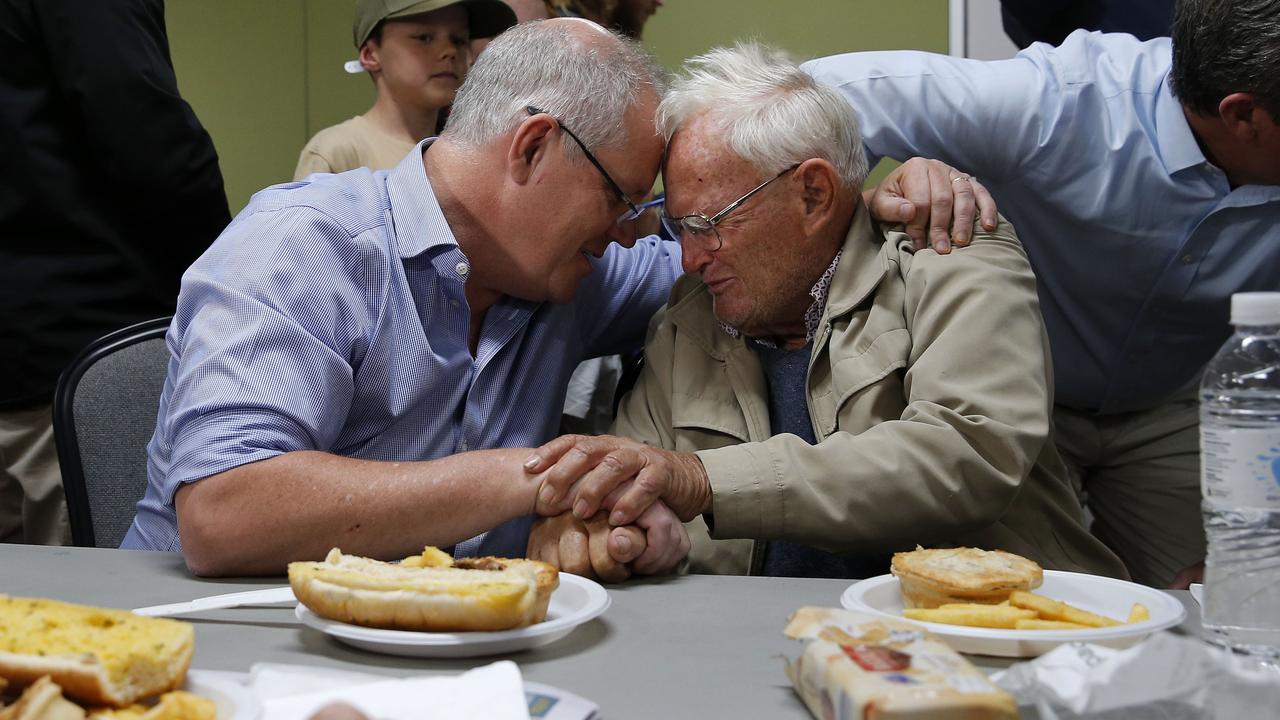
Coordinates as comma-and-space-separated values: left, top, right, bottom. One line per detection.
186, 670, 263, 720
840, 570, 1186, 658
296, 573, 609, 658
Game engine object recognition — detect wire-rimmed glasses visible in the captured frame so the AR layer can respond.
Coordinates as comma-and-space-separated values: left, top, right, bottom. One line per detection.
525, 106, 654, 224
660, 164, 799, 252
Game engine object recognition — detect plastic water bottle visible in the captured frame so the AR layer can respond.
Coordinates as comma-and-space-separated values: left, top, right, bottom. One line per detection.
1200, 292, 1280, 660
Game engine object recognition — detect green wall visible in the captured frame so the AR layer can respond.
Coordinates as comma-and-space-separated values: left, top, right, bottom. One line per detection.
166, 0, 949, 213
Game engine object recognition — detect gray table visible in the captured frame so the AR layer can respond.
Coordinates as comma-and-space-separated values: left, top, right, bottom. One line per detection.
1, 544, 1201, 718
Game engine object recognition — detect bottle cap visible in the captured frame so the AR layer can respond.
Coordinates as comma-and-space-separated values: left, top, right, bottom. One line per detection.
1231, 292, 1280, 326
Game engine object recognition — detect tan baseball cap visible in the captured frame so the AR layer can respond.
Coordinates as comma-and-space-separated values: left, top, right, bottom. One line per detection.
353, 0, 517, 48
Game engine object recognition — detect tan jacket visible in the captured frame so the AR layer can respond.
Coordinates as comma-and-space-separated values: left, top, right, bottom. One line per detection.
613, 205, 1127, 578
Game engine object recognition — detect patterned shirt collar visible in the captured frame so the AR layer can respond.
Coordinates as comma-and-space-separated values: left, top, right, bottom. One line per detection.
718, 250, 843, 348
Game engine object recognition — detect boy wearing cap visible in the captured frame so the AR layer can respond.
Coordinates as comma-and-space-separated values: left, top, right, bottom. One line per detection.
293, 0, 515, 180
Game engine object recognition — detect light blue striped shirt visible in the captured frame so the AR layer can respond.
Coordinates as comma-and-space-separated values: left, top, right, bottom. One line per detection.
122, 142, 682, 554
805, 31, 1280, 414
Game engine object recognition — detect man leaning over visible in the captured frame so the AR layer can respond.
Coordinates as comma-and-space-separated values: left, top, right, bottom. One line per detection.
527, 43, 1127, 579
801, 0, 1280, 587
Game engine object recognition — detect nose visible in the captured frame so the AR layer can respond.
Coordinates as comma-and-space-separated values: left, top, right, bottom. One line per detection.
680, 234, 711, 275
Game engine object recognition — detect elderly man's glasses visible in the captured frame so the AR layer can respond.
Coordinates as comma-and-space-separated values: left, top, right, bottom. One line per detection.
525, 106, 658, 225
660, 164, 799, 252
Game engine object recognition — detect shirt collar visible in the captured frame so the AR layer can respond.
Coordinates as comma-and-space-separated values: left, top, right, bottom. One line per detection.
719, 249, 843, 348
1153, 72, 1208, 176
385, 139, 460, 259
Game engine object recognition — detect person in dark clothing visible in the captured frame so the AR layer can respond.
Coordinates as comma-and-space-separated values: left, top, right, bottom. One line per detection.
1001, 0, 1174, 48
0, 0, 230, 545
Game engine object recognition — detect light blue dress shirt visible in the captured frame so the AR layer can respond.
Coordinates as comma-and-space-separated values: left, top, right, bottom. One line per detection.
804, 31, 1280, 414
122, 142, 682, 554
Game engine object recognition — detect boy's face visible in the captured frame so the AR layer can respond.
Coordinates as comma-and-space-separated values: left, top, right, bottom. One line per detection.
368, 5, 471, 113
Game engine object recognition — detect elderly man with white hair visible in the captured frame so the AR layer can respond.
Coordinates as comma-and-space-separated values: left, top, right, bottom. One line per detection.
528, 42, 1127, 578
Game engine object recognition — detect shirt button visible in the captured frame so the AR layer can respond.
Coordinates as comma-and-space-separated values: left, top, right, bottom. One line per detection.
449, 299, 460, 308
455, 261, 470, 276
1182, 254, 1194, 264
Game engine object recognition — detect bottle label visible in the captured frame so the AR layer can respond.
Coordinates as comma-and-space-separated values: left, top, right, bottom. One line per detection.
1201, 426, 1280, 508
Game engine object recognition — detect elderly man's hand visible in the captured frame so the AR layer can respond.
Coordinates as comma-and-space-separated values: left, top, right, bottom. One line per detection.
527, 511, 644, 583
526, 434, 711, 526
863, 157, 997, 254
626, 499, 691, 575
527, 501, 690, 581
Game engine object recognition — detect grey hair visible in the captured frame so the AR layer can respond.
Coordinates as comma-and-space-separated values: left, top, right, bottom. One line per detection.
657, 41, 867, 190
443, 20, 668, 158
1171, 0, 1280, 118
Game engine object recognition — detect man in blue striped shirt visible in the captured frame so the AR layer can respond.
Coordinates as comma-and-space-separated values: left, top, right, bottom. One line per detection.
799, 0, 1280, 587
123, 19, 697, 577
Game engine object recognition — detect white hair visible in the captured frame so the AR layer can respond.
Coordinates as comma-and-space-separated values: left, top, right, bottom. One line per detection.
657, 41, 868, 190
444, 20, 667, 159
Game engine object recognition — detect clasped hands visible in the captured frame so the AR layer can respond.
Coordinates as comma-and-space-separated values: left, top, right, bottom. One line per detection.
523, 434, 709, 582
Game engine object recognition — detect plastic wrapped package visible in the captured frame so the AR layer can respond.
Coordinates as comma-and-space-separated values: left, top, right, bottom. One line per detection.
992, 632, 1280, 719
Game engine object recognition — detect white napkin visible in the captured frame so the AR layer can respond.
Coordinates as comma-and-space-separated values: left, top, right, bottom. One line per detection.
252, 661, 528, 720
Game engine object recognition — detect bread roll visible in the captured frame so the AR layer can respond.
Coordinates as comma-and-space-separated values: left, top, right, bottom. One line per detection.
289, 548, 559, 632
0, 597, 193, 709
891, 547, 1043, 609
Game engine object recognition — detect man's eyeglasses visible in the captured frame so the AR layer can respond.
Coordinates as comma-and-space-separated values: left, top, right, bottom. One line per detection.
525, 106, 656, 224
660, 164, 799, 252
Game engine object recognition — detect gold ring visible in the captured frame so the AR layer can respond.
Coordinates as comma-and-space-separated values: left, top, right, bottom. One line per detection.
951, 175, 969, 184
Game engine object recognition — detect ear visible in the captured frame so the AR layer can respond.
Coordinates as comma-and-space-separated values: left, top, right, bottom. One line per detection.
359, 42, 381, 74
1218, 92, 1267, 142
506, 114, 558, 186
794, 158, 841, 235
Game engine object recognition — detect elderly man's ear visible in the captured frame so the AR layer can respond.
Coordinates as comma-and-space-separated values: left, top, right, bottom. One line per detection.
795, 158, 843, 234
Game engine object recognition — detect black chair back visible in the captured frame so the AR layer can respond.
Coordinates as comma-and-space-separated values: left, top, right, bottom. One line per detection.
53, 317, 172, 547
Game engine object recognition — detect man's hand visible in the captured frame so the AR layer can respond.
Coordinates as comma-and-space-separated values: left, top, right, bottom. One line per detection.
526, 501, 691, 581
863, 157, 997, 254
525, 434, 711, 526
627, 500, 692, 575
527, 511, 644, 583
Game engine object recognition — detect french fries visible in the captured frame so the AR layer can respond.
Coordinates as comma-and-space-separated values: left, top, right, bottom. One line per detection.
903, 605, 1036, 629
1008, 591, 1121, 628
902, 592, 1150, 631
1127, 603, 1150, 624
1014, 619, 1091, 631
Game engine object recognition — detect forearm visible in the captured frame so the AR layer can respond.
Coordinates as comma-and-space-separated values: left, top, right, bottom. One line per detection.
697, 415, 1035, 553
176, 449, 539, 576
